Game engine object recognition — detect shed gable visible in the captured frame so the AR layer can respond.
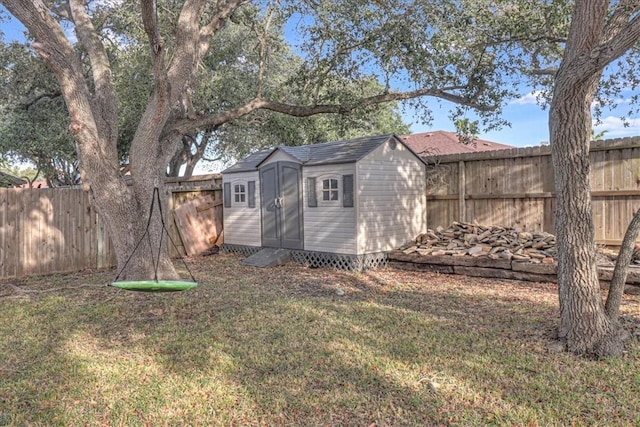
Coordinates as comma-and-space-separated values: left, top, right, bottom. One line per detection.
259, 149, 302, 166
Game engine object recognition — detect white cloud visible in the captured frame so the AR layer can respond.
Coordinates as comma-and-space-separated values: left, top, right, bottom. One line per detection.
511, 91, 545, 105
593, 116, 640, 138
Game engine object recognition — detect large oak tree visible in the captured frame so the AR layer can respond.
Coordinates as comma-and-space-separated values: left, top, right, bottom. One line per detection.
550, 0, 640, 356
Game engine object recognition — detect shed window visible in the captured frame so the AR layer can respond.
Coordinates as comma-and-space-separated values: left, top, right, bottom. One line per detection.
224, 182, 231, 207
342, 174, 354, 207
307, 177, 317, 207
234, 183, 246, 204
322, 178, 339, 201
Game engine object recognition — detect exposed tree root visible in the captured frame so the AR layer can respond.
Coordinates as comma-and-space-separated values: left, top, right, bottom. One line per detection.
592, 324, 631, 358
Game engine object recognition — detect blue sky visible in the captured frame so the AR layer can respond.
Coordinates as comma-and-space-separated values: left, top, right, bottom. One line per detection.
404, 89, 640, 148
1, 8, 638, 150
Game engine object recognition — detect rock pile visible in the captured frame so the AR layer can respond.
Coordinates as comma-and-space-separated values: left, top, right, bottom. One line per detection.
400, 221, 639, 266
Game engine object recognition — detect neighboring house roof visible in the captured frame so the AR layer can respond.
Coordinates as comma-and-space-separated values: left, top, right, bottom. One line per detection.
22, 180, 48, 189
0, 171, 27, 188
223, 134, 422, 173
400, 131, 513, 156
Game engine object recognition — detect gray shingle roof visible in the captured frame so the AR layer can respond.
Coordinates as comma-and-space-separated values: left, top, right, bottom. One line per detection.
220, 148, 274, 174
222, 134, 402, 174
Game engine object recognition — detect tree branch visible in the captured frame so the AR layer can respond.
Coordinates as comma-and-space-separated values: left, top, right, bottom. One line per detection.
563, 0, 609, 65
171, 85, 495, 135
604, 0, 640, 41
597, 12, 640, 65
529, 45, 559, 77
169, 0, 248, 89
201, 0, 249, 37
128, 0, 175, 185
69, 0, 118, 147
2, 0, 84, 98
167, 0, 203, 87
559, 3, 640, 92
21, 90, 62, 110
164, 0, 247, 122
605, 208, 640, 321
304, 33, 381, 102
482, 34, 567, 48
254, 9, 275, 99
529, 68, 558, 76
141, 0, 168, 96
1, 0, 121, 190
202, 154, 223, 162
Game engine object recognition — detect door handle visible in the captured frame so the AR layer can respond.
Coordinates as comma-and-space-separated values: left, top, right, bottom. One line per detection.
274, 197, 282, 208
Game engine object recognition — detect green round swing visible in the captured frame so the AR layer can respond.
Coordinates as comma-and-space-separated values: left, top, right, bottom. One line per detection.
111, 280, 197, 292
111, 187, 198, 292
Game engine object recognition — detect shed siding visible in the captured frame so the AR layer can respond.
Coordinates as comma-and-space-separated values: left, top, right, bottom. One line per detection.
357, 140, 426, 253
222, 172, 261, 247
302, 164, 358, 254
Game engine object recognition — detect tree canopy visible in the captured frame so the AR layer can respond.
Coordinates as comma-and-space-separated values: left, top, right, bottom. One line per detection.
0, 4, 409, 179
0, 38, 79, 185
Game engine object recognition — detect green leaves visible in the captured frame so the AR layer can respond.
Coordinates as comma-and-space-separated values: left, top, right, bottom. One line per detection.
0, 39, 77, 185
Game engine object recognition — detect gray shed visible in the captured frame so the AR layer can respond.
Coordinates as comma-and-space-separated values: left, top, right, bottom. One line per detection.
221, 134, 426, 269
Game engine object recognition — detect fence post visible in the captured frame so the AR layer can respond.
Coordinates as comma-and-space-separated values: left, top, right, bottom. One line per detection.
458, 160, 466, 222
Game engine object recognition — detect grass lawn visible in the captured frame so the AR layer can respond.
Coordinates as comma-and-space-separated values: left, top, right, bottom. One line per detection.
1, 253, 639, 426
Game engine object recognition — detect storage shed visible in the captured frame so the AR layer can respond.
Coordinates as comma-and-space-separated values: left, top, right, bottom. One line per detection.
221, 134, 427, 270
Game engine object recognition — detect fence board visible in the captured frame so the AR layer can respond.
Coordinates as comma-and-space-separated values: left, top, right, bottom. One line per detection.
7, 189, 18, 277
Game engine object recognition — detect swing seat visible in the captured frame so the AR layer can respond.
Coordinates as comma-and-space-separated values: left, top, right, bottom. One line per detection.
111, 187, 199, 292
111, 280, 198, 292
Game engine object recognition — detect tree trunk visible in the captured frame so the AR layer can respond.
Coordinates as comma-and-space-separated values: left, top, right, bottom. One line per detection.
550, 115, 626, 356
550, 124, 624, 355
550, 63, 625, 357
86, 170, 180, 282
78, 97, 181, 282
166, 132, 207, 178
547, 0, 640, 357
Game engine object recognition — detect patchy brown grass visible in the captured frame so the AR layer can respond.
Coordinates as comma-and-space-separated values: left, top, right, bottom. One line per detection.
1, 253, 639, 426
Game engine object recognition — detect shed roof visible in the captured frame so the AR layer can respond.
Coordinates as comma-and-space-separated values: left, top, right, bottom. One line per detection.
223, 134, 415, 174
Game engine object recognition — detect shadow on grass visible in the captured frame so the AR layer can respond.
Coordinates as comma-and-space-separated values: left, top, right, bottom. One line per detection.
1, 254, 638, 426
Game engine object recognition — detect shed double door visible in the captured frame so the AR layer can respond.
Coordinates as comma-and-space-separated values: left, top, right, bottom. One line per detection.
260, 161, 303, 250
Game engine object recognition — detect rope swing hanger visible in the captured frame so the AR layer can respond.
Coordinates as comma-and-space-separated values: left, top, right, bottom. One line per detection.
111, 187, 198, 292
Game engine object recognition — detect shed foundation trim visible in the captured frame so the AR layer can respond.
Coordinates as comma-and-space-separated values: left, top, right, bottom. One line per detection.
221, 244, 388, 271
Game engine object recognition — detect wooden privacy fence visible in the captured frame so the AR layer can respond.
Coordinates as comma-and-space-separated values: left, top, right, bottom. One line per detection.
3, 138, 640, 278
425, 136, 640, 246
0, 174, 222, 278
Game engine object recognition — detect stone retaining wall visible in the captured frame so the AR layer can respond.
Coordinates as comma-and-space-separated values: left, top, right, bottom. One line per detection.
389, 250, 640, 295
